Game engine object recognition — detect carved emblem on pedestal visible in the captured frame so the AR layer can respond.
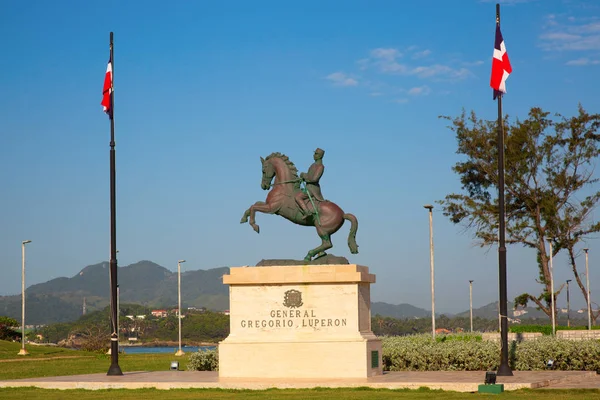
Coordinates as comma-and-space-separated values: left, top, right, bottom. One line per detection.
283, 289, 303, 308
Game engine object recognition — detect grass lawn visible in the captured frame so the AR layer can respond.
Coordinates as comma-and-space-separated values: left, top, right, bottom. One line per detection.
0, 341, 85, 360
1, 341, 599, 399
1, 387, 600, 400
0, 341, 189, 380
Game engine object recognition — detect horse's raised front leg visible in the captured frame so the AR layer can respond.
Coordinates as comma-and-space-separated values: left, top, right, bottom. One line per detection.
240, 208, 252, 224
304, 234, 332, 262
241, 201, 273, 234
240, 201, 267, 224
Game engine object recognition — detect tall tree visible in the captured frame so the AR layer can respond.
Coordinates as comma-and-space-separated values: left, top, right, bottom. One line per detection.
438, 105, 600, 319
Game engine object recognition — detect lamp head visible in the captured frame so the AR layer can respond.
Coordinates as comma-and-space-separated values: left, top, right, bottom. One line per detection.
584, 248, 589, 253
22, 240, 32, 245
469, 280, 474, 284
423, 204, 433, 211
178, 260, 186, 264
567, 279, 572, 284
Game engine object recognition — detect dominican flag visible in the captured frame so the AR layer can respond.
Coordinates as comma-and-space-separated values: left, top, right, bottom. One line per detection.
490, 24, 512, 100
101, 56, 113, 118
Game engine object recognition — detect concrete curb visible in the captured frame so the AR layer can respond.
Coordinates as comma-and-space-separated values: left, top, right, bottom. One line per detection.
1, 370, 598, 392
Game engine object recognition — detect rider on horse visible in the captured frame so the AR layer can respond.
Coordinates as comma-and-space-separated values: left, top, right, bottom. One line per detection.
295, 148, 325, 219
241, 148, 359, 261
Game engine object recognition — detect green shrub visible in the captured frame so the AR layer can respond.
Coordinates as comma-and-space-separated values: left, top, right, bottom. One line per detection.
0, 316, 20, 341
435, 332, 482, 342
556, 325, 600, 331
381, 334, 600, 371
509, 325, 553, 335
184, 334, 600, 372
382, 334, 498, 371
513, 336, 600, 371
510, 325, 600, 335
187, 349, 219, 371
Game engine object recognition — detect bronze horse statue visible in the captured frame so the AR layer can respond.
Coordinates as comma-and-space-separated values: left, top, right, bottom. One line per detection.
240, 152, 358, 261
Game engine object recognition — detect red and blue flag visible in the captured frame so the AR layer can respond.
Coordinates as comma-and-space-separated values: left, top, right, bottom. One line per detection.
490, 25, 512, 100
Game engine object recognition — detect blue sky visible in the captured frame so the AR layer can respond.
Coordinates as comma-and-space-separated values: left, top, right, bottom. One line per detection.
1, 0, 599, 314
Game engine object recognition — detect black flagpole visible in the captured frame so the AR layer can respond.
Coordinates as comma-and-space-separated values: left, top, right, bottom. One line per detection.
107, 31, 123, 376
496, 3, 512, 377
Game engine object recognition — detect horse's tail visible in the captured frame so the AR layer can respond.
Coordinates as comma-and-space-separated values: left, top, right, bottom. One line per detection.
343, 213, 359, 254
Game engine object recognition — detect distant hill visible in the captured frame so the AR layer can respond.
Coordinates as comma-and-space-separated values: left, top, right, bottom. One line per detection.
0, 261, 230, 325
0, 260, 561, 325
453, 301, 551, 320
2, 260, 443, 325
371, 302, 431, 319
372, 300, 560, 321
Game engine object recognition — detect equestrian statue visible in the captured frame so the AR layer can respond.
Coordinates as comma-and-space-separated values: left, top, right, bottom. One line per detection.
240, 148, 359, 262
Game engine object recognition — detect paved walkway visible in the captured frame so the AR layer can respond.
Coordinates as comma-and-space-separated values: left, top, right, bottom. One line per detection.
1, 370, 598, 392
539, 373, 600, 389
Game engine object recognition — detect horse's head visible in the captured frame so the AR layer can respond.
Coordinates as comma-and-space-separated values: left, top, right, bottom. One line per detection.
259, 153, 299, 190
260, 156, 275, 190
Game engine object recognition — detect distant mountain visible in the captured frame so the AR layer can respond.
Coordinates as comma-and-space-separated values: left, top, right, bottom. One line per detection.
0, 260, 561, 325
371, 302, 431, 319
0, 261, 230, 325
454, 301, 551, 320
371, 300, 560, 321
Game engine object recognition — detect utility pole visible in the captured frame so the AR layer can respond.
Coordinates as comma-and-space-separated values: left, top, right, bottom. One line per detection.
584, 248, 591, 330
175, 259, 186, 356
469, 280, 474, 332
18, 240, 32, 356
424, 204, 435, 339
566, 280, 571, 328
549, 242, 556, 336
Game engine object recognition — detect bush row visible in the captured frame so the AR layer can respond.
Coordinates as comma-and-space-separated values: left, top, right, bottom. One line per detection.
382, 334, 600, 371
186, 334, 600, 372
383, 334, 498, 371
510, 325, 600, 335
435, 332, 482, 342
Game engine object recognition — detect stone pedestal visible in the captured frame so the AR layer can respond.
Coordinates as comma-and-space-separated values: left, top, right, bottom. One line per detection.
218, 264, 382, 379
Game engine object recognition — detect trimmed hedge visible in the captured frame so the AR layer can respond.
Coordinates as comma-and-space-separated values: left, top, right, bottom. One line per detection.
435, 332, 482, 342
187, 334, 600, 372
382, 334, 498, 371
514, 336, 600, 371
509, 325, 553, 335
510, 325, 600, 335
382, 334, 600, 371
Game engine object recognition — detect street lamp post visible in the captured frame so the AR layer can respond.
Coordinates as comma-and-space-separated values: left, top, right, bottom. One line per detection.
469, 280, 474, 333
18, 240, 32, 356
175, 259, 186, 356
424, 204, 435, 339
107, 249, 121, 356
549, 242, 556, 336
116, 250, 119, 354
566, 279, 571, 328
584, 248, 591, 330
117, 284, 120, 353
